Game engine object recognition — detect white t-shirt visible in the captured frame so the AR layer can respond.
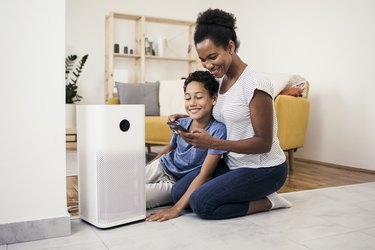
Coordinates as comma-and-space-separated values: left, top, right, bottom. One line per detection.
213, 67, 286, 169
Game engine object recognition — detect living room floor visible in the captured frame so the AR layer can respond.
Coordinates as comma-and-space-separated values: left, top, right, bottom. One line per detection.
4, 181, 375, 250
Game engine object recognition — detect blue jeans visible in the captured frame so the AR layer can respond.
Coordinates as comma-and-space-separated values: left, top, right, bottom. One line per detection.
171, 159, 288, 219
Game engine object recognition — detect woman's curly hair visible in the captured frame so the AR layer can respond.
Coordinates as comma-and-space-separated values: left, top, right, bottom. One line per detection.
194, 8, 240, 52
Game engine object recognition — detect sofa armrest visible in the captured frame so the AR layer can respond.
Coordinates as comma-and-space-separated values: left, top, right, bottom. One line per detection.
106, 97, 120, 105
274, 95, 310, 150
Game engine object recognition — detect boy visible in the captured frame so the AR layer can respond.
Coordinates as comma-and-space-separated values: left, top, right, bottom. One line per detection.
145, 71, 226, 221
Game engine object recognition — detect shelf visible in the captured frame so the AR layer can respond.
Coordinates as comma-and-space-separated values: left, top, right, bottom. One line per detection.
113, 54, 195, 63
145, 55, 196, 62
112, 12, 195, 27
114, 53, 141, 59
145, 16, 195, 27
105, 12, 197, 100
113, 13, 142, 21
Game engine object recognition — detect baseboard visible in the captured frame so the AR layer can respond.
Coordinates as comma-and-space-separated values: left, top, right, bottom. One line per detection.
295, 158, 375, 174
0, 215, 71, 245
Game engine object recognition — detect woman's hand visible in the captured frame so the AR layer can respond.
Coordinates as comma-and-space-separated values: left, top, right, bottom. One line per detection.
145, 207, 182, 222
178, 128, 216, 149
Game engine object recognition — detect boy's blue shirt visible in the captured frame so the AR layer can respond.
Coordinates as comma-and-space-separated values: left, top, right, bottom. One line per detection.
159, 117, 227, 179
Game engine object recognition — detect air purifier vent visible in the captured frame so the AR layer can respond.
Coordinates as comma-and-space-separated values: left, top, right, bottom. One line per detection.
96, 150, 145, 224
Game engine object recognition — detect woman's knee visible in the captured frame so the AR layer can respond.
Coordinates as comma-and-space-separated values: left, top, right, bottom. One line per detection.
189, 190, 214, 219
171, 169, 201, 203
189, 191, 203, 215
277, 162, 289, 188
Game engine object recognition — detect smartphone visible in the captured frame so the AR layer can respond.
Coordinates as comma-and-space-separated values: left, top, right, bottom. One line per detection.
167, 121, 189, 133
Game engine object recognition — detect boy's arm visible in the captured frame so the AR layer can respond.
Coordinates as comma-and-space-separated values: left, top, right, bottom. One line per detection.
148, 144, 174, 164
145, 153, 221, 222
173, 154, 221, 211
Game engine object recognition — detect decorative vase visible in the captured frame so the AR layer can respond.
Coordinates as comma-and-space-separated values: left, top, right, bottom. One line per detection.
157, 36, 167, 56
66, 104, 76, 128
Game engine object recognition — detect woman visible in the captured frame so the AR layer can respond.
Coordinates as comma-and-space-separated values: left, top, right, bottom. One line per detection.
148, 8, 292, 222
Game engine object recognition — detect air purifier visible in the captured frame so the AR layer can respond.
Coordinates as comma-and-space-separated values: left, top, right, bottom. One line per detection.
76, 105, 146, 228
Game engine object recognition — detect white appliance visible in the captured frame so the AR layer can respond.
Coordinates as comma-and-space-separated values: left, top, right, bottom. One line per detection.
76, 105, 146, 228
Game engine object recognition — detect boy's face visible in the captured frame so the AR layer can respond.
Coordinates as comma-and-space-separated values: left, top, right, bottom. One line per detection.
184, 81, 216, 122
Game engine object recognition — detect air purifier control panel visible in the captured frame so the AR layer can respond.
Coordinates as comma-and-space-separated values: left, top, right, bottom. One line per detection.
119, 119, 130, 132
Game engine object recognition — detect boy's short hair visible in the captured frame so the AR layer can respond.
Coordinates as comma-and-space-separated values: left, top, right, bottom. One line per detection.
184, 71, 219, 97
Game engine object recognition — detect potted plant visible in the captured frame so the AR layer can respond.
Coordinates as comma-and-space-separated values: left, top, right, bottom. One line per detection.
65, 54, 88, 128
65, 54, 88, 103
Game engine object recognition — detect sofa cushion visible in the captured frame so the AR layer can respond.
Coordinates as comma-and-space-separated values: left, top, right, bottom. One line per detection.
279, 87, 303, 97
261, 72, 293, 98
115, 82, 160, 116
159, 79, 186, 116
145, 116, 172, 145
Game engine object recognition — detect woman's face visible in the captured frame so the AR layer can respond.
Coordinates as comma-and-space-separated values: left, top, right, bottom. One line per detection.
196, 38, 232, 78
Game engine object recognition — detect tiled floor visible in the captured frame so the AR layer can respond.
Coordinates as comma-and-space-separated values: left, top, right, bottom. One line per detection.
4, 182, 375, 250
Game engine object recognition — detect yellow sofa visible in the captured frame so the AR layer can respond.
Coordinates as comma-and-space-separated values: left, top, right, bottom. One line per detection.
108, 75, 310, 171
274, 89, 310, 171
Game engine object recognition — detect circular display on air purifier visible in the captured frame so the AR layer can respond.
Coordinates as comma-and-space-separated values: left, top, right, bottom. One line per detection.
119, 119, 130, 132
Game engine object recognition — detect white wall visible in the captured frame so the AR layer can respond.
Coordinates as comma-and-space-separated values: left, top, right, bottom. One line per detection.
66, 0, 209, 104
234, 0, 375, 170
67, 0, 375, 170
0, 0, 68, 224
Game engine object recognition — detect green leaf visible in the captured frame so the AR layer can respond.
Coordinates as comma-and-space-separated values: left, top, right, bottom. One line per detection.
65, 54, 89, 103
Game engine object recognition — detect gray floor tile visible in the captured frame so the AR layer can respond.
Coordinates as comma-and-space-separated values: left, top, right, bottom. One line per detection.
361, 226, 375, 237
5, 182, 375, 250
203, 230, 310, 250
321, 185, 375, 204
92, 218, 175, 241
355, 199, 375, 213
319, 208, 375, 230
103, 227, 207, 250
301, 231, 375, 250
54, 241, 108, 250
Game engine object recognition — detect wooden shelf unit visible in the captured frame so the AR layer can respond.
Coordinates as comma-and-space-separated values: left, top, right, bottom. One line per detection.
105, 12, 197, 100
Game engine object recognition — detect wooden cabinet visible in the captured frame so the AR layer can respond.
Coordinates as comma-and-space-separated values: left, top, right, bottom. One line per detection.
66, 128, 77, 150
104, 12, 198, 100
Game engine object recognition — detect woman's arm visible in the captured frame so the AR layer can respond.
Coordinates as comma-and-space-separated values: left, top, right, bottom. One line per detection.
145, 154, 221, 222
179, 90, 274, 154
